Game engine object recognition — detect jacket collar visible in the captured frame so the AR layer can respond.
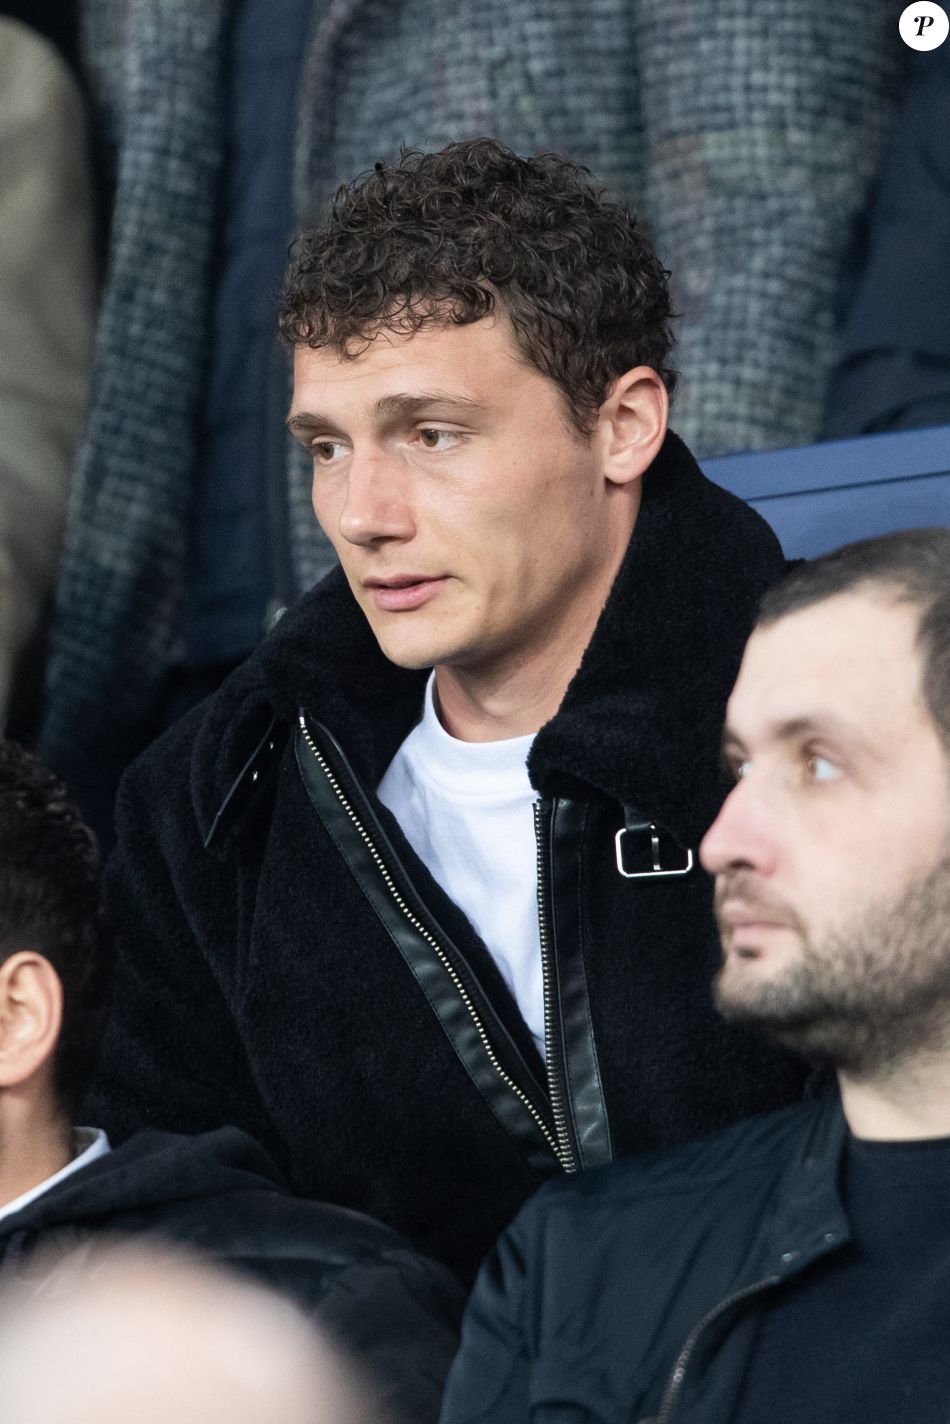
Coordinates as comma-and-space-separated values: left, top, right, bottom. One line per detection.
191, 431, 784, 847
754, 1084, 851, 1282
528, 431, 784, 841
0, 1128, 286, 1239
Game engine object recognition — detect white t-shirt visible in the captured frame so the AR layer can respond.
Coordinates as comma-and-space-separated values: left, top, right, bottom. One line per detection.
378, 676, 545, 1057
0, 1126, 111, 1223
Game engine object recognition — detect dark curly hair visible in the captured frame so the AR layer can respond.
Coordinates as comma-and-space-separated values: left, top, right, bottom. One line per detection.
0, 741, 112, 1118
280, 138, 676, 435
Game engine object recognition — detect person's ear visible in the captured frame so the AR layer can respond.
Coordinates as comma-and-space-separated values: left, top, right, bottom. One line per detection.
0, 953, 63, 1090
597, 365, 668, 488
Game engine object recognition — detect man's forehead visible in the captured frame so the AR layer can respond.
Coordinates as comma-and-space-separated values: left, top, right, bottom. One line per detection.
726, 591, 924, 743
292, 312, 514, 379
288, 316, 538, 425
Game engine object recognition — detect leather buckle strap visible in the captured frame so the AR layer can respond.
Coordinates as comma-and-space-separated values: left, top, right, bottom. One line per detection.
614, 807, 694, 879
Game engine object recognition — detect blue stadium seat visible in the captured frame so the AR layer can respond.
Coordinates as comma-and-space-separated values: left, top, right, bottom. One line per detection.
703, 424, 950, 558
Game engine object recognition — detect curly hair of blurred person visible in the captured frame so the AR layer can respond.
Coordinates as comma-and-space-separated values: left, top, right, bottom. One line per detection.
0, 740, 111, 1118
281, 139, 676, 437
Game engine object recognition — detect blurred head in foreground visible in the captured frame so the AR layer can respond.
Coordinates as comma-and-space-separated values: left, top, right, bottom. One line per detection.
0, 1244, 377, 1424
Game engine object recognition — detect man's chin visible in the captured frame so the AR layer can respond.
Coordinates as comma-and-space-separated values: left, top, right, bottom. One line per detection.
366, 617, 477, 673
714, 973, 848, 1066
375, 642, 440, 671
714, 954, 783, 1015
363, 618, 449, 671
716, 960, 806, 1033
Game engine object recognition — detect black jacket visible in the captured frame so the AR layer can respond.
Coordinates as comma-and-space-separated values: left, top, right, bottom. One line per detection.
89, 432, 804, 1281
0, 1127, 463, 1423
441, 1088, 852, 1424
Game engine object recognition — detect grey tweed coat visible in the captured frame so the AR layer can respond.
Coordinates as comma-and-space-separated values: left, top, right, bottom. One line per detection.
41, 0, 901, 785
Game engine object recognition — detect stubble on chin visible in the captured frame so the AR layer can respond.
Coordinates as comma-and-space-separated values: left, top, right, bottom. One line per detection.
713, 849, 950, 1076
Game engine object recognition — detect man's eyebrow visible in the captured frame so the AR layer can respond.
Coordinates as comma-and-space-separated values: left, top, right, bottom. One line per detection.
286, 389, 488, 440
724, 713, 882, 762
286, 411, 346, 441
373, 389, 488, 420
771, 714, 878, 756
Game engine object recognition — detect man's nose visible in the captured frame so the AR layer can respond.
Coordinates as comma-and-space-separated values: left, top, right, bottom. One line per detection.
699, 776, 778, 877
337, 453, 415, 547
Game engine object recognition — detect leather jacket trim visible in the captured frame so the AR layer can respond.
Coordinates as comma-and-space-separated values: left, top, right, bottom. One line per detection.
204, 714, 284, 850
545, 797, 612, 1169
294, 713, 561, 1175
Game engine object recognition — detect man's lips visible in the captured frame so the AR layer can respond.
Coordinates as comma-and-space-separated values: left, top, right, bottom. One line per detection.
717, 900, 797, 957
363, 575, 449, 612
718, 902, 793, 932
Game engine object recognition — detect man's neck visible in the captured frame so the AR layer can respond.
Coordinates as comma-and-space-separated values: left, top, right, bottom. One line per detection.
433, 663, 565, 742
839, 1055, 950, 1140
0, 1099, 73, 1209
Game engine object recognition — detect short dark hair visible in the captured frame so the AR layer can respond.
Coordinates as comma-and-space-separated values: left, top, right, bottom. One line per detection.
0, 741, 111, 1117
279, 137, 676, 436
758, 528, 950, 750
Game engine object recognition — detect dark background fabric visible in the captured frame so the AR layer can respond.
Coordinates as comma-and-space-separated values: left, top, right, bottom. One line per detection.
186, 0, 312, 665
824, 49, 950, 438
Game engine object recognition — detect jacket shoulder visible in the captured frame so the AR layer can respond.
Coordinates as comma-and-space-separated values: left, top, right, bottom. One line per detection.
524, 1098, 816, 1222
113, 673, 287, 858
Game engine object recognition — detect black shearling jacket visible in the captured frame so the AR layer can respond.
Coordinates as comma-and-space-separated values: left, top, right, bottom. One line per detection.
0, 1127, 464, 1423
89, 432, 804, 1282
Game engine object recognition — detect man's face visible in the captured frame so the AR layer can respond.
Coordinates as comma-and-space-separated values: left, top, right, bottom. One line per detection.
288, 316, 634, 679
700, 590, 950, 1072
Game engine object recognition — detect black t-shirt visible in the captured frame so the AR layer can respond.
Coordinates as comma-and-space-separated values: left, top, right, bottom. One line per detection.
733, 1132, 950, 1423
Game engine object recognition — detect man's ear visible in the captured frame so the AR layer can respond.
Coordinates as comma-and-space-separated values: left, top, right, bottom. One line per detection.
0, 953, 63, 1091
597, 365, 669, 488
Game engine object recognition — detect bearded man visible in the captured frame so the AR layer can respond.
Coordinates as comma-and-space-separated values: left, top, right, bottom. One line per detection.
442, 527, 950, 1421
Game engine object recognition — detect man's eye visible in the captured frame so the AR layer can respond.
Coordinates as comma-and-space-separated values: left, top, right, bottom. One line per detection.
721, 754, 749, 783
312, 440, 346, 464
806, 754, 841, 783
417, 428, 460, 450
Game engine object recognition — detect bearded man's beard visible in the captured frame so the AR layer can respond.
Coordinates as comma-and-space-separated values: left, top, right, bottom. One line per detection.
714, 848, 950, 1078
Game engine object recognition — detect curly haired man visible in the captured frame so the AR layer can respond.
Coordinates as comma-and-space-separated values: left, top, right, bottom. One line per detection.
91, 140, 804, 1281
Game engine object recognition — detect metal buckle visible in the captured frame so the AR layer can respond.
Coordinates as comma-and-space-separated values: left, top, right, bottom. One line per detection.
614, 824, 694, 879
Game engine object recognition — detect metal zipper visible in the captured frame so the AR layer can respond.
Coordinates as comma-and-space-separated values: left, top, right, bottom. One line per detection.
655, 1274, 781, 1424
534, 800, 580, 1174
298, 714, 563, 1163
